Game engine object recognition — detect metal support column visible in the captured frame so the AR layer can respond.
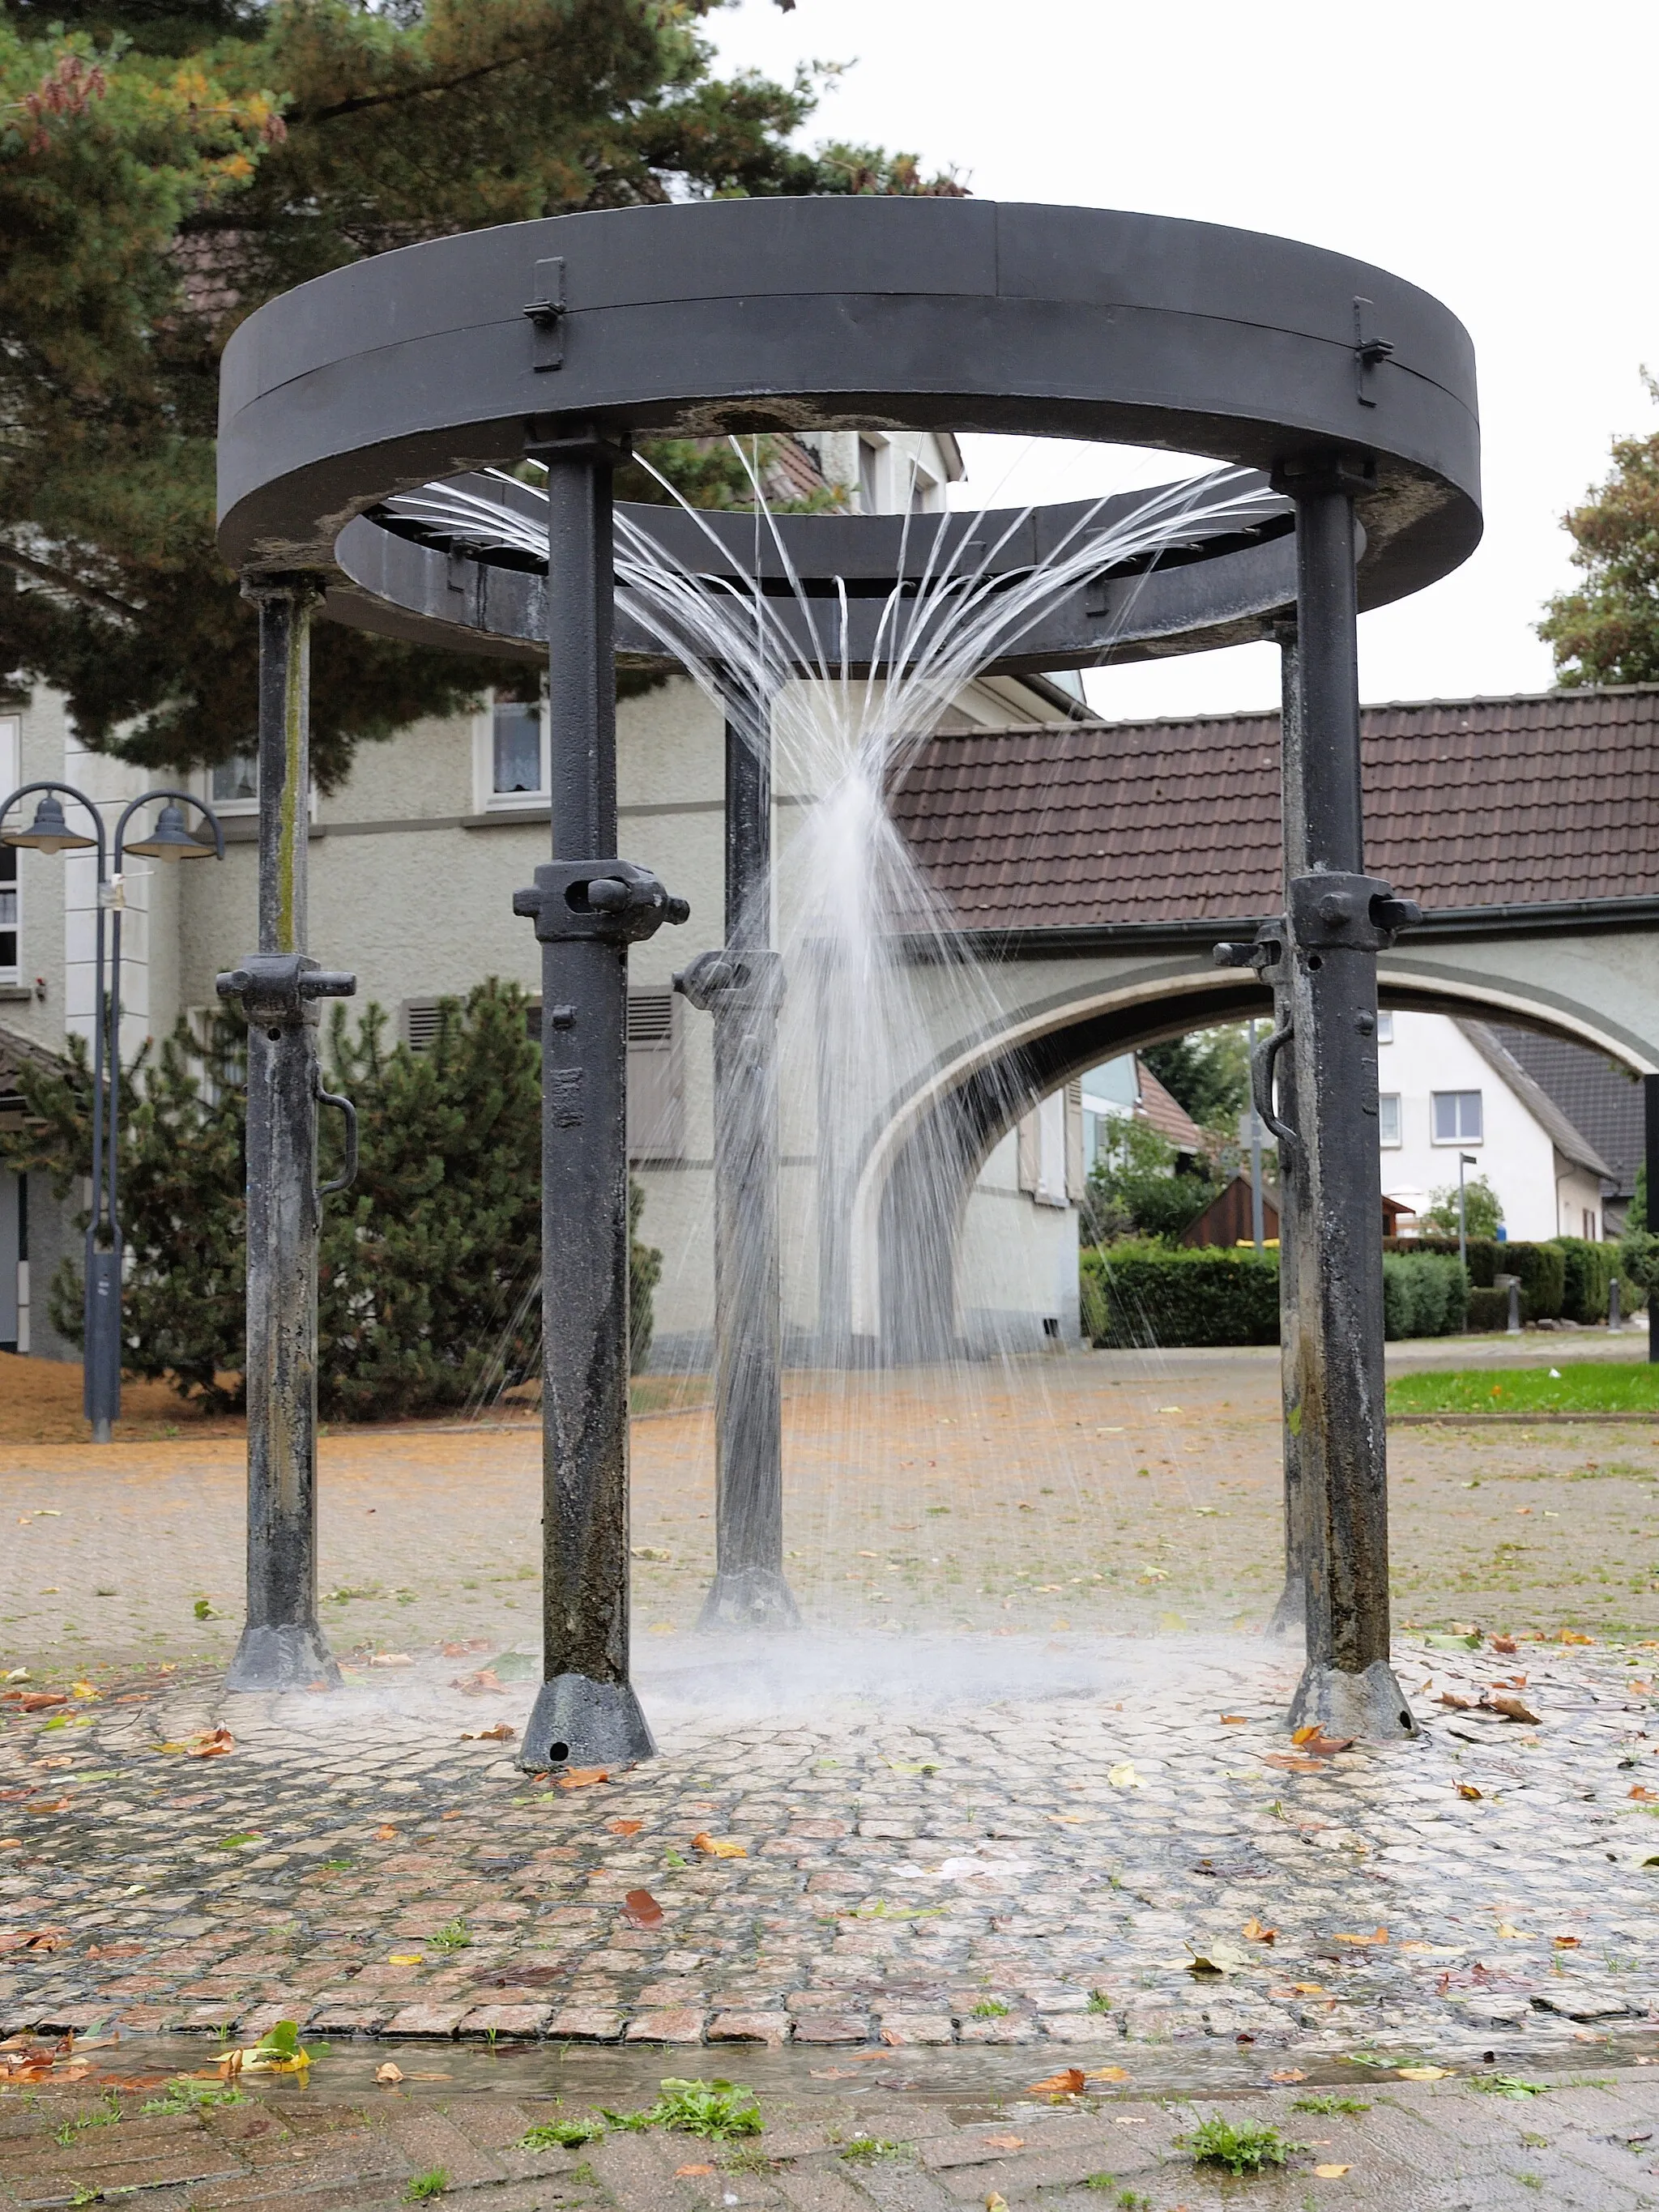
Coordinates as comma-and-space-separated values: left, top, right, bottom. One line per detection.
514, 428, 687, 1769
220, 580, 355, 1693
680, 707, 800, 1630
1276, 458, 1418, 1740
1647, 1074, 1659, 1361
1265, 627, 1306, 1636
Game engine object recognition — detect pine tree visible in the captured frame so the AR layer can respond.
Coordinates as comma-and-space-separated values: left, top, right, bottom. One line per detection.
1, 0, 960, 782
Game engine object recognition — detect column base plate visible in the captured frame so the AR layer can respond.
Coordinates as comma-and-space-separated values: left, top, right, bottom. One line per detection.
1289, 1658, 1418, 1740
224, 1622, 342, 1694
697, 1566, 802, 1632
521, 1673, 656, 1771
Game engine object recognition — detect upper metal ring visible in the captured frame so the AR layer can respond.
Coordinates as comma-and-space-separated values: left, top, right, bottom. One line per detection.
217, 197, 1480, 622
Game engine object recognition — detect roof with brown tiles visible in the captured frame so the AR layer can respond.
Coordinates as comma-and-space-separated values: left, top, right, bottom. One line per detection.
891, 685, 1659, 928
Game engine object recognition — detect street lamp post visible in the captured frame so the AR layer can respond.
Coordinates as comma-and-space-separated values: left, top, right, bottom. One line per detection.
0, 782, 224, 1439
1457, 1149, 1478, 1281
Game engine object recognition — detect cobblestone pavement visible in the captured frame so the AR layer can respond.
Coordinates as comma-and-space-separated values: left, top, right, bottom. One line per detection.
8, 2058, 1659, 2209
3, 1630, 1659, 2069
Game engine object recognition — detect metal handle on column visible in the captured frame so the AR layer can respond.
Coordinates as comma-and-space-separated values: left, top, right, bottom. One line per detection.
1252, 1021, 1298, 1150
315, 1078, 358, 1196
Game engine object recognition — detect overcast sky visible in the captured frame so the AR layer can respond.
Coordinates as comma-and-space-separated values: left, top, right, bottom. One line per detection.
708, 0, 1659, 722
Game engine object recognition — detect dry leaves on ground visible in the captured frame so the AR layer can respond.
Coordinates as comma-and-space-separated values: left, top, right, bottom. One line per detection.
981, 2135, 1024, 2151
452, 1671, 505, 1695
0, 1930, 62, 1954
368, 1653, 413, 1669
1395, 2065, 1453, 2082
187, 1728, 234, 1758
373, 1826, 399, 1842
607, 1818, 642, 1836
376, 2063, 404, 2085
1291, 1725, 1355, 1755
1243, 1917, 1277, 1943
1331, 1927, 1388, 1946
675, 2165, 714, 2178
1554, 1935, 1581, 1949
460, 1724, 515, 1743
1314, 2164, 1351, 2178
2, 1692, 66, 1712
556, 1767, 608, 1791
1457, 1783, 1483, 1801
1269, 2067, 1307, 2083
1263, 1754, 1325, 1774
1107, 1763, 1143, 1789
692, 1831, 746, 1856
1486, 1694, 1540, 1724
1085, 2066, 1130, 2082
623, 1889, 663, 1928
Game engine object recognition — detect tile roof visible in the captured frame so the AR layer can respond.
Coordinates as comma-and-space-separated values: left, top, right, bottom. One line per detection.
1458, 1021, 1614, 1183
1134, 1060, 1205, 1153
892, 685, 1659, 929
1490, 1022, 1644, 1196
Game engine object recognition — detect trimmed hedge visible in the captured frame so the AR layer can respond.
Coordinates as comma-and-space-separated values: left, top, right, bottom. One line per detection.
1381, 1251, 1467, 1340
1081, 1242, 1279, 1349
1554, 1236, 1644, 1323
1467, 1285, 1512, 1332
1385, 1235, 1565, 1321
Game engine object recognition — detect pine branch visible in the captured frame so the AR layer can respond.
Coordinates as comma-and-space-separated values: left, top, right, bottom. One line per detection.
0, 542, 140, 624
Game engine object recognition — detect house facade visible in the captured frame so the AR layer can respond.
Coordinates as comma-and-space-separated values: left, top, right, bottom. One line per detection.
1, 431, 1099, 1364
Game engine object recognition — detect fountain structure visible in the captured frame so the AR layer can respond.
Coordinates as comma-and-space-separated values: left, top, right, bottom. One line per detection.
214, 196, 1481, 1761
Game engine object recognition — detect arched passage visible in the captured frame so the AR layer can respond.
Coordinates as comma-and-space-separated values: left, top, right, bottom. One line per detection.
868, 954, 1657, 1362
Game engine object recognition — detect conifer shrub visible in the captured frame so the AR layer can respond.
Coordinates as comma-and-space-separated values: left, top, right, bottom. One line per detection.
0, 979, 663, 1416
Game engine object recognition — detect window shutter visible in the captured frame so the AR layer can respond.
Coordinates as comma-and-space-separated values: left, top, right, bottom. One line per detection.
1064, 1079, 1085, 1202
1016, 1106, 1038, 1194
627, 990, 682, 1161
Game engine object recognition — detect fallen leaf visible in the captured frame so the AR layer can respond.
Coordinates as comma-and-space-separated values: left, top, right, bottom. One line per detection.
387, 1953, 424, 1966
1631, 1786, 1657, 1802
1221, 1713, 1248, 1724
2, 1693, 66, 1712
1559, 1629, 1595, 1644
368, 1653, 413, 1668
1395, 2065, 1452, 2081
1438, 1691, 1473, 1711
70, 1682, 99, 1700
608, 1818, 643, 1836
1274, 1983, 1327, 1997
0, 1930, 62, 1954
187, 1728, 234, 1758
1243, 1917, 1277, 1944
460, 1724, 516, 1743
1457, 1783, 1483, 1801
675, 2165, 714, 2178
691, 1830, 745, 1856
1553, 1934, 1581, 1949
1264, 1754, 1325, 1774
1027, 2068, 1085, 2095
375, 2062, 404, 2085
1332, 1928, 1388, 1946
1085, 2065, 1130, 2082
1313, 2164, 1351, 2178
1107, 1762, 1143, 1789
1495, 1922, 1526, 1939
1486, 1695, 1540, 1724
1301, 1733, 1355, 1756
373, 1826, 399, 1842
557, 1767, 609, 1791
452, 1671, 505, 1695
982, 2135, 1024, 2150
986, 2198, 1009, 2212
1492, 1636, 1518, 1654
1269, 2067, 1308, 2083
623, 1888, 664, 1928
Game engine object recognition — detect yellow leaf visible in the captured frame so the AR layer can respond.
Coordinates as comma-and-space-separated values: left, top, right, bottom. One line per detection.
1395, 2065, 1453, 2081
1107, 1763, 1142, 1790
1243, 1916, 1277, 1943
387, 1953, 423, 1965
1085, 2065, 1130, 2082
1331, 1927, 1388, 1946
1495, 1922, 1525, 1939
375, 2062, 403, 2085
692, 1831, 746, 1857
1313, 2164, 1350, 2178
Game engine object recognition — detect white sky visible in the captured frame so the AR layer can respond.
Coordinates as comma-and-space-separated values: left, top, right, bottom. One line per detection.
707, 0, 1659, 722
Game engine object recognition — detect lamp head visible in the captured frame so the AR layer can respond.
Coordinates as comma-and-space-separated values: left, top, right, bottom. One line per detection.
2, 792, 95, 855
126, 801, 211, 861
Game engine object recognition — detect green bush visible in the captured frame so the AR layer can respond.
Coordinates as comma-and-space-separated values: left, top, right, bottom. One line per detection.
1381, 1252, 1467, 1340
1387, 1235, 1499, 1287
1504, 1242, 1567, 1323
0, 981, 663, 1416
1555, 1237, 1642, 1322
1466, 1285, 1512, 1332
1081, 1242, 1279, 1349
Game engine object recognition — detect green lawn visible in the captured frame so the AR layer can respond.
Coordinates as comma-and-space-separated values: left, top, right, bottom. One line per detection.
1388, 1362, 1659, 1417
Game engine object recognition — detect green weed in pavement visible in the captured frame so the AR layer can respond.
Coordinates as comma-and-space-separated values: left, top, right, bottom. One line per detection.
405, 2171, 448, 2201
1183, 2115, 1300, 2175
647, 2078, 762, 2140
1293, 2093, 1371, 2116
520, 2118, 605, 2150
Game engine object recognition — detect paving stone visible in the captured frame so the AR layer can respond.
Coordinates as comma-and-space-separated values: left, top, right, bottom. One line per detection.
709, 2010, 791, 2044
545, 2004, 623, 2039
624, 2006, 708, 2042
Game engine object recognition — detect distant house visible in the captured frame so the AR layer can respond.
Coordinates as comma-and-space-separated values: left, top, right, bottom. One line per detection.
1380, 1013, 1614, 1242
1079, 1054, 1205, 1166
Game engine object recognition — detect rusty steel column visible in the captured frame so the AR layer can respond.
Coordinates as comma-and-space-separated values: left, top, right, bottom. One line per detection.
220, 580, 355, 1694
680, 705, 800, 1630
1275, 458, 1418, 1740
514, 428, 687, 1771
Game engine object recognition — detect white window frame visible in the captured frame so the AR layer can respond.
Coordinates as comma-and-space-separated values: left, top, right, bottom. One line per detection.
203, 748, 260, 816
1375, 1009, 1394, 1044
473, 690, 550, 812
1431, 1089, 1483, 1144
1378, 1093, 1402, 1147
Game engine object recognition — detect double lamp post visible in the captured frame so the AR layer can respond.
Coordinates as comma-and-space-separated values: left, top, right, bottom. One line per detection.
0, 782, 224, 1440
